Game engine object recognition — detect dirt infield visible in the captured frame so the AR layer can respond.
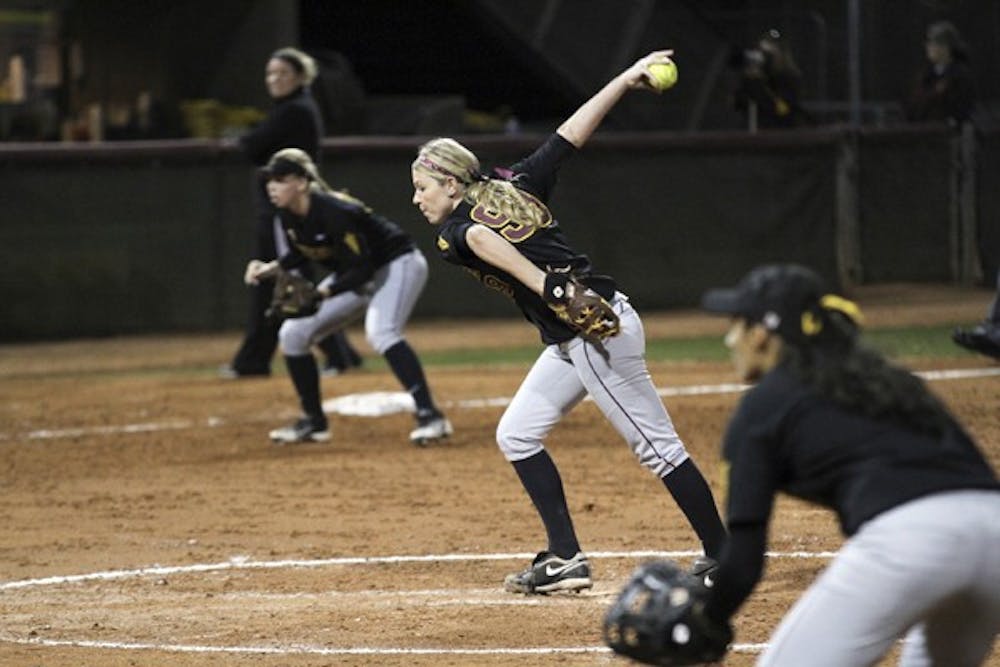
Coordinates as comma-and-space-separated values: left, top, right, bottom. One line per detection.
1, 284, 998, 666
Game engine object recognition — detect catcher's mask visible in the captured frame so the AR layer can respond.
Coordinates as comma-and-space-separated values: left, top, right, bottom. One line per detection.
603, 560, 729, 666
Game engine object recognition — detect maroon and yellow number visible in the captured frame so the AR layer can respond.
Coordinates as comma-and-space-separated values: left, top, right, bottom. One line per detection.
470, 191, 552, 244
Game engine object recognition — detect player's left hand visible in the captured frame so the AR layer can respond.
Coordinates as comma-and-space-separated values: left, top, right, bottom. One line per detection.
542, 273, 620, 345
265, 270, 323, 320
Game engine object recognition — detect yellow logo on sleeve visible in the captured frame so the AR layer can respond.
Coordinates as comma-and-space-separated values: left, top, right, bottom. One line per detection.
437, 236, 450, 252
344, 232, 361, 255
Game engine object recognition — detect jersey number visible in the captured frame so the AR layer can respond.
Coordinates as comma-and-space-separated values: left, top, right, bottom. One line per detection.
470, 191, 551, 244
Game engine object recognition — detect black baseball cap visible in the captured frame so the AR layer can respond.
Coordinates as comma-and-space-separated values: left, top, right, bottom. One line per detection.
700, 264, 828, 341
260, 157, 309, 180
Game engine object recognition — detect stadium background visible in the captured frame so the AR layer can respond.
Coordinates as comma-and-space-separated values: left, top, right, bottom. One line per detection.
2, 3, 1000, 665
1, 0, 999, 340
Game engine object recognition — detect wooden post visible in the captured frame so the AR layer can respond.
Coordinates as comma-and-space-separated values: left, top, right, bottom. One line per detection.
835, 132, 862, 290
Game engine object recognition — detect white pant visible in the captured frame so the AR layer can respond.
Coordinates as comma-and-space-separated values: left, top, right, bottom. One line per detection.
759, 489, 1000, 666
278, 249, 428, 356
495, 294, 689, 478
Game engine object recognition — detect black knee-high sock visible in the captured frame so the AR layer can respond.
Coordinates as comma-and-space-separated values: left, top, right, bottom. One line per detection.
284, 354, 325, 424
511, 451, 581, 558
661, 458, 727, 558
318, 330, 361, 369
383, 340, 437, 417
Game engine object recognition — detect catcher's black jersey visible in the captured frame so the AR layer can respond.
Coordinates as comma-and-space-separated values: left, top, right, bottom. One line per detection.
277, 191, 414, 297
436, 133, 616, 344
722, 365, 1000, 536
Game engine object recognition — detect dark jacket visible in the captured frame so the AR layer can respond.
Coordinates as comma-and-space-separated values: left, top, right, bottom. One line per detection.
906, 61, 976, 125
239, 87, 324, 165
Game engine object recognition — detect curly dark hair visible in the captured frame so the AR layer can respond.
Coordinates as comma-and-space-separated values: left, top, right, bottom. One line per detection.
780, 310, 953, 437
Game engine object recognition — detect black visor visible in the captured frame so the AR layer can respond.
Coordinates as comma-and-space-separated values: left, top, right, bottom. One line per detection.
700, 264, 827, 339
261, 158, 309, 180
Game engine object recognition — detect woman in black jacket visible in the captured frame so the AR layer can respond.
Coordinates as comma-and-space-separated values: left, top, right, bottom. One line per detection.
905, 21, 976, 126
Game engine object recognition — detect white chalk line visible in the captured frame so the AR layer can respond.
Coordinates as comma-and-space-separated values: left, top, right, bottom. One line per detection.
2, 366, 977, 659
0, 550, 828, 657
193, 588, 605, 606
0, 549, 836, 592
0, 636, 772, 656
917, 366, 1000, 381
3, 366, 996, 442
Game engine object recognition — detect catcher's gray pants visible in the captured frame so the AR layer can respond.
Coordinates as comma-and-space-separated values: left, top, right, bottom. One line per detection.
758, 489, 1000, 667
278, 249, 428, 356
496, 293, 689, 478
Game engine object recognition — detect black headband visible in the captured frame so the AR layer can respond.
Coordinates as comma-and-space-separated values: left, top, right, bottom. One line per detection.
261, 158, 310, 179
273, 52, 306, 75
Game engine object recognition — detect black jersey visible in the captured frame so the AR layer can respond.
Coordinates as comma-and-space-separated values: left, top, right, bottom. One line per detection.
277, 191, 414, 297
435, 133, 616, 345
723, 365, 999, 536
239, 87, 324, 165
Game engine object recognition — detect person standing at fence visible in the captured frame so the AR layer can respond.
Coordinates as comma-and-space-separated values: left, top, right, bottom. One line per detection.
620, 263, 1000, 666
905, 21, 976, 127
410, 49, 726, 595
223, 46, 363, 379
246, 148, 450, 446
729, 29, 811, 130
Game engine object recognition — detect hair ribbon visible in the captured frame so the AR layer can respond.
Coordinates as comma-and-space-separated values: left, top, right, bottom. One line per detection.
821, 294, 864, 325
415, 156, 469, 184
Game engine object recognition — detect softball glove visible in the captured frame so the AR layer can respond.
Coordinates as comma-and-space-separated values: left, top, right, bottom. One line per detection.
266, 270, 322, 320
603, 560, 732, 666
543, 273, 620, 345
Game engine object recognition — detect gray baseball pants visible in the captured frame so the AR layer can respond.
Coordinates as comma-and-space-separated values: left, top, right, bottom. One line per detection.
759, 489, 1000, 666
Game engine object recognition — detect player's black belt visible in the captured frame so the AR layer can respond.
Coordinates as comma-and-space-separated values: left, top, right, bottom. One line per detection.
581, 274, 617, 301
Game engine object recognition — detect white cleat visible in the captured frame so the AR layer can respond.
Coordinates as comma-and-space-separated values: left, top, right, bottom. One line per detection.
409, 416, 453, 446
268, 416, 331, 444
689, 556, 719, 589
504, 551, 593, 595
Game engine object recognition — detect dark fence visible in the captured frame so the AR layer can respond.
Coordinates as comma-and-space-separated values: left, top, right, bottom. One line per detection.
0, 127, 991, 341
857, 129, 954, 283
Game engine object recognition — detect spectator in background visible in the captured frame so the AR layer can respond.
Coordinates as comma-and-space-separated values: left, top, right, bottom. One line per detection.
729, 29, 811, 130
905, 21, 976, 126
223, 46, 363, 379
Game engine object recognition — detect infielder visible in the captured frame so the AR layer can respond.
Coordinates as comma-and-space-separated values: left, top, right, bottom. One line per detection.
246, 148, 450, 445
410, 50, 726, 594
226, 46, 362, 379
607, 264, 1000, 665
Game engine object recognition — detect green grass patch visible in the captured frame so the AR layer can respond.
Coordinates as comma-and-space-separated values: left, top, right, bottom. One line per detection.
645, 336, 731, 362
861, 324, 970, 359
351, 345, 537, 369
371, 323, 974, 369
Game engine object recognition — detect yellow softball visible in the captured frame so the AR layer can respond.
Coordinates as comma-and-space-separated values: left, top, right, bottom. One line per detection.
648, 61, 678, 91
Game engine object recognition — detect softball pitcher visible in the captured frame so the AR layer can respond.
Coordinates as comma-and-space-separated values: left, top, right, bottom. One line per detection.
410, 50, 726, 594
695, 264, 1000, 666
247, 149, 450, 445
